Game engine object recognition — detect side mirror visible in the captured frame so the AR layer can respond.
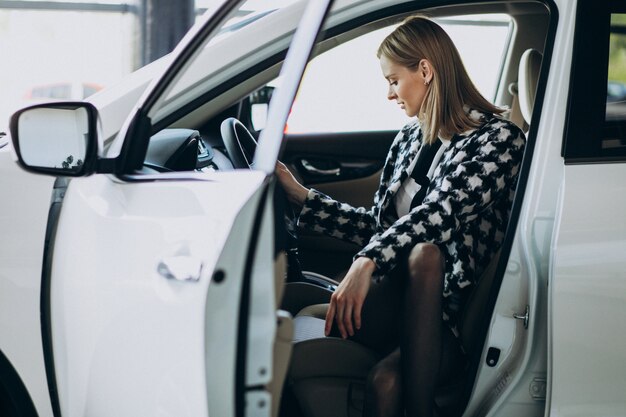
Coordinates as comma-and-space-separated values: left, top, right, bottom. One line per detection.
9, 102, 99, 177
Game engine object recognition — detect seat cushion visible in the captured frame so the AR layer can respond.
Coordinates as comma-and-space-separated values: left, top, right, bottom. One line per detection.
296, 303, 329, 320
290, 315, 379, 381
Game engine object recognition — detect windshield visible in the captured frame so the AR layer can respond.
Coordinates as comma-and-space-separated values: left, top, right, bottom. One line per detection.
148, 0, 304, 125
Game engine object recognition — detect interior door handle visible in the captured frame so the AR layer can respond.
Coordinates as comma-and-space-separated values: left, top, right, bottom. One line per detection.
157, 255, 203, 282
300, 159, 340, 176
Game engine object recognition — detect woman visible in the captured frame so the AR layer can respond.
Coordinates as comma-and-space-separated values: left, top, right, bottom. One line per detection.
277, 15, 525, 417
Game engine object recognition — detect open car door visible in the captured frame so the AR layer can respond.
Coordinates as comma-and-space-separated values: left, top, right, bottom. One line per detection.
7, 1, 333, 416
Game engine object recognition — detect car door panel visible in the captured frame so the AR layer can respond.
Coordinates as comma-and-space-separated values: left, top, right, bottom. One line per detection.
50, 171, 268, 417
282, 131, 393, 278
551, 165, 626, 416
283, 131, 393, 188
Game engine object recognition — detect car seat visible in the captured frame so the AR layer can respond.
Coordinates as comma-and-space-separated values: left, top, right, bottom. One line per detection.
518, 48, 542, 126
509, 48, 543, 131
284, 251, 501, 417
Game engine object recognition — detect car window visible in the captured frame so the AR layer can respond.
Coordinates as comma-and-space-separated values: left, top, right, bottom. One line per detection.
146, 1, 305, 126
280, 14, 511, 134
106, 0, 311, 167
563, 2, 626, 162
605, 15, 626, 125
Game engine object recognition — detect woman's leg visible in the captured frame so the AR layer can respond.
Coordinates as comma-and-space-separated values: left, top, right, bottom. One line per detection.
363, 325, 465, 417
364, 348, 402, 417
329, 269, 403, 354
331, 243, 464, 416
402, 242, 446, 417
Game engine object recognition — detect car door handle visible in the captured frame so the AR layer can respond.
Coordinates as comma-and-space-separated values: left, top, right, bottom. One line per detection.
157, 255, 203, 282
300, 158, 340, 176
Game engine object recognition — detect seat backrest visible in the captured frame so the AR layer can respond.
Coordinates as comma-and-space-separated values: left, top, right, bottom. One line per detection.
518, 48, 542, 126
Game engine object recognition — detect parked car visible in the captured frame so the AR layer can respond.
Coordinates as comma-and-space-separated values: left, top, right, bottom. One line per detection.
1, 0, 625, 417
24, 82, 103, 101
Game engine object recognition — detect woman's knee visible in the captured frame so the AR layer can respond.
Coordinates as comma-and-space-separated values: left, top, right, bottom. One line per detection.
367, 360, 401, 397
407, 243, 444, 276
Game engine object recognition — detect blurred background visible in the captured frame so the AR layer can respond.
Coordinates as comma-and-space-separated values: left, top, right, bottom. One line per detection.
0, 0, 253, 130
0, 0, 516, 137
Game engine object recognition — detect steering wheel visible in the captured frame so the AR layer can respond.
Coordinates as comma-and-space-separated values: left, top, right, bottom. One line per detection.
220, 117, 258, 169
220, 117, 304, 281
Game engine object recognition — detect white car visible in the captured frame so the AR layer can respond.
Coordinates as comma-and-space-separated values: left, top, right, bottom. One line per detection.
1, 0, 625, 417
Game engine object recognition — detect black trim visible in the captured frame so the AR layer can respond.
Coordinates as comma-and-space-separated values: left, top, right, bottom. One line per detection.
611, 25, 626, 35
456, 0, 559, 414
116, 109, 153, 174
39, 178, 69, 417
234, 178, 271, 417
96, 158, 117, 173
562, 0, 626, 162
0, 350, 38, 417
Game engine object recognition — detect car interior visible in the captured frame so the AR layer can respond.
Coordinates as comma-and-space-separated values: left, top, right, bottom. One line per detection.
131, 1, 553, 416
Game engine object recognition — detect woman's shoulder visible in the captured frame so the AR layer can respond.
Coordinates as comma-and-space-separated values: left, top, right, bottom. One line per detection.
468, 110, 526, 146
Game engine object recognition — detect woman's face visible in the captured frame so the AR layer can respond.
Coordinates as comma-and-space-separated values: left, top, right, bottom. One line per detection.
380, 55, 430, 118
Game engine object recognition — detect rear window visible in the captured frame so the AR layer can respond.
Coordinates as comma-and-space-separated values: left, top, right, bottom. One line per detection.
602, 14, 626, 152
563, 2, 626, 162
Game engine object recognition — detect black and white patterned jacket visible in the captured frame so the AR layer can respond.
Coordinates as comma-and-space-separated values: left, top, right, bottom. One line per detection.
298, 109, 526, 334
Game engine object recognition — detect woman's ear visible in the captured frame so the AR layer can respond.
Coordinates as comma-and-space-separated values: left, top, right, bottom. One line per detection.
418, 59, 433, 85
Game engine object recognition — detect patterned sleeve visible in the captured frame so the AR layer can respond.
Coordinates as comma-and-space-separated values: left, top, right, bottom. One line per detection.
297, 129, 406, 246
358, 121, 526, 276
296, 189, 378, 246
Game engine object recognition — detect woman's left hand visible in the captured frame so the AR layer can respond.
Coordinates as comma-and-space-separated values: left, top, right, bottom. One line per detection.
275, 161, 309, 206
325, 257, 376, 338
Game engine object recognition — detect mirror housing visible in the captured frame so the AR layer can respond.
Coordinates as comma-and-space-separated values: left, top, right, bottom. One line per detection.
9, 102, 99, 177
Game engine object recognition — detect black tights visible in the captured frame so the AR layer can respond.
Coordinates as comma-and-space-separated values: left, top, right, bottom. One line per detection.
332, 243, 465, 417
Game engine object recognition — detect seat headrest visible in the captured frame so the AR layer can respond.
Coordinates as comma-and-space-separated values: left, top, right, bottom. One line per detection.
518, 49, 542, 125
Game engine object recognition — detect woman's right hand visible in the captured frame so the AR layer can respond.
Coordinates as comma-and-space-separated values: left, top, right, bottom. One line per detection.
275, 161, 309, 207
325, 257, 376, 338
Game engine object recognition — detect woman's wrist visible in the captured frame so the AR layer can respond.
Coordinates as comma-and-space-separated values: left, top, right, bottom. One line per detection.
296, 184, 309, 206
355, 256, 377, 273
288, 184, 309, 207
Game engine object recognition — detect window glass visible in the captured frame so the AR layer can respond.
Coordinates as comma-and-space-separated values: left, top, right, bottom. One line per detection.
606, 15, 626, 120
602, 14, 626, 151
284, 14, 511, 134
148, 0, 303, 125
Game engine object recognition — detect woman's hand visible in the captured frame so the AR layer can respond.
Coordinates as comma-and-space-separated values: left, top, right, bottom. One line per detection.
325, 257, 377, 338
275, 161, 309, 206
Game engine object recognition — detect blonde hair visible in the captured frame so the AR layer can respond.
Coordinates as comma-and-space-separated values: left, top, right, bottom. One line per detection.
377, 15, 503, 143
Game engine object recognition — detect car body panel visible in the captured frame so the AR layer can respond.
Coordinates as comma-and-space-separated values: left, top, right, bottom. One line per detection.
0, 148, 55, 417
551, 165, 626, 416
50, 171, 265, 416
